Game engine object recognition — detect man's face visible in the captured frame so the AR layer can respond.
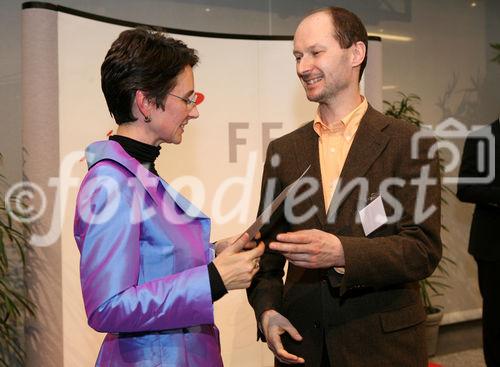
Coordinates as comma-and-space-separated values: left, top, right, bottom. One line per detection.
293, 12, 354, 104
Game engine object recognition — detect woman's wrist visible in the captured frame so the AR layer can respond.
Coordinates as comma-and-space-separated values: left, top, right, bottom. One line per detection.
207, 262, 227, 302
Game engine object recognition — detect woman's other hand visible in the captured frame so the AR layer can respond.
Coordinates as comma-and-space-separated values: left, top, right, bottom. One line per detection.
213, 233, 265, 290
214, 233, 258, 256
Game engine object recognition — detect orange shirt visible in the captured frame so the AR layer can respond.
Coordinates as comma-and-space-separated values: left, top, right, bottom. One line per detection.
313, 97, 368, 211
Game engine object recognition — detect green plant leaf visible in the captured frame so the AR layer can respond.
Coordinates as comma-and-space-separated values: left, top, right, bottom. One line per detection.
0, 160, 35, 365
0, 321, 25, 364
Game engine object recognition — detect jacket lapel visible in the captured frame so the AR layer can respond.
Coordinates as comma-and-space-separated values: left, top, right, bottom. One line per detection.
293, 122, 327, 226
85, 140, 208, 219
327, 105, 390, 218
157, 180, 209, 219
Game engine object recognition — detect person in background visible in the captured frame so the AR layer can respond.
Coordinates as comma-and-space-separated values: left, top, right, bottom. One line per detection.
247, 7, 441, 367
74, 27, 264, 367
457, 118, 500, 367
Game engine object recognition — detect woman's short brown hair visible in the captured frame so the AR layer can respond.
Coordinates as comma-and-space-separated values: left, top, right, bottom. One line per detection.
101, 27, 199, 124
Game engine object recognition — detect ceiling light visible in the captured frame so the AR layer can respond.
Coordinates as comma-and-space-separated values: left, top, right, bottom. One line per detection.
368, 32, 413, 42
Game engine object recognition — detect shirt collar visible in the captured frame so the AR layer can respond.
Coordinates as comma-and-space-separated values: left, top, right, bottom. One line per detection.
313, 96, 368, 140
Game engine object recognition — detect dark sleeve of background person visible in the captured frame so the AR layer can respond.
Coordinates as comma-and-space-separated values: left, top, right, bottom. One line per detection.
457, 123, 500, 207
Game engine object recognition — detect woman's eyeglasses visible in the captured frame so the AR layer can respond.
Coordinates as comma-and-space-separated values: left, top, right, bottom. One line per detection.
168, 92, 204, 109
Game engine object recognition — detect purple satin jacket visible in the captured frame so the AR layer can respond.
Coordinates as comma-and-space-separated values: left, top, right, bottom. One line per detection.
74, 140, 223, 366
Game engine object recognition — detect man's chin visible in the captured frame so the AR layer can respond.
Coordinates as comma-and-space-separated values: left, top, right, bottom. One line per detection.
305, 93, 324, 103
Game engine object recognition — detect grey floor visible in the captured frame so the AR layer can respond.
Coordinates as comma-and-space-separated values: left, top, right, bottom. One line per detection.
432, 348, 485, 367
430, 319, 486, 367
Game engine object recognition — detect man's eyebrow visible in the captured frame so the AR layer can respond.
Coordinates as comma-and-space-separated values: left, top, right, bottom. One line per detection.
293, 43, 325, 54
307, 43, 325, 50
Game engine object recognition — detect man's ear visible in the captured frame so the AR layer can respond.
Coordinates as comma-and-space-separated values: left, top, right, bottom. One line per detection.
351, 41, 366, 68
134, 90, 153, 120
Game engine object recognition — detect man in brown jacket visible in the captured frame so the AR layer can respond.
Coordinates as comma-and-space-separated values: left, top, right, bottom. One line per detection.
247, 7, 442, 367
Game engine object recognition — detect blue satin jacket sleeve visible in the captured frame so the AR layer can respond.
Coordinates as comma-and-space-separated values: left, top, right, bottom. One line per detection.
74, 162, 214, 333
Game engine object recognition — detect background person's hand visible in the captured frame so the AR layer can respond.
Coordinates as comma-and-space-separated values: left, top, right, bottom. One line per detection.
261, 309, 305, 364
213, 233, 264, 290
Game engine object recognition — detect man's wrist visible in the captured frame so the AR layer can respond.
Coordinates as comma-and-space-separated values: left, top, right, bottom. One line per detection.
259, 309, 277, 333
331, 234, 345, 267
260, 309, 277, 323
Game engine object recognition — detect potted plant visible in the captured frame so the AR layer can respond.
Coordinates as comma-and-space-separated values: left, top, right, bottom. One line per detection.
0, 153, 36, 366
384, 93, 456, 356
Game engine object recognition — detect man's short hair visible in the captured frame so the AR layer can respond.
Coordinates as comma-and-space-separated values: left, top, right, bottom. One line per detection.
101, 27, 199, 124
309, 7, 368, 82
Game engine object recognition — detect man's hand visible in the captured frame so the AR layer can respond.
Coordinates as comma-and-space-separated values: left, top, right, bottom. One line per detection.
269, 229, 344, 269
261, 309, 305, 364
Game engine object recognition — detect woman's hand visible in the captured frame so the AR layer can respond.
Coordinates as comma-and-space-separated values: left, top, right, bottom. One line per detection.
214, 233, 257, 256
213, 233, 265, 290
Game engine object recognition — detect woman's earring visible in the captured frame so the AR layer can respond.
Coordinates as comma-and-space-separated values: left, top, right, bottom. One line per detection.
144, 116, 152, 123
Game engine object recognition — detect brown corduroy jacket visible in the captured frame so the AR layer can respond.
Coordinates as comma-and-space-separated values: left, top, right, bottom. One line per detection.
248, 105, 442, 367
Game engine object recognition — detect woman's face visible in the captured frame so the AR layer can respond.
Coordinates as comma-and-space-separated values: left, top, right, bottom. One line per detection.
148, 65, 200, 145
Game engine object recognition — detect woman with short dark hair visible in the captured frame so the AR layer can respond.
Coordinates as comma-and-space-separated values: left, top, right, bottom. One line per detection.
74, 27, 264, 367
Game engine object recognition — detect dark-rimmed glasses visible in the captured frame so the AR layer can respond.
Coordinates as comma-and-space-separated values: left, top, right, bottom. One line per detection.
168, 92, 203, 108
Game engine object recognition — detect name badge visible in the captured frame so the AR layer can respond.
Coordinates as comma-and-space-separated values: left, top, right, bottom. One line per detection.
358, 195, 388, 236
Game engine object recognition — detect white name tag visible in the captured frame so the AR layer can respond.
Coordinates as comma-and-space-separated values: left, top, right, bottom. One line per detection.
358, 195, 388, 236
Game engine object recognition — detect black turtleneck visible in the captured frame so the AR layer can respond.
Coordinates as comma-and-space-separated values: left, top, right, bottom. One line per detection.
109, 135, 227, 302
109, 135, 161, 175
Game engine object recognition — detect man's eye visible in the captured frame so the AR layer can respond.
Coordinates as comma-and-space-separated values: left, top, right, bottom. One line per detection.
312, 51, 323, 56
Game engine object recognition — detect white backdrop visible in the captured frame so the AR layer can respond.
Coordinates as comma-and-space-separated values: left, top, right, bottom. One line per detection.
23, 6, 381, 366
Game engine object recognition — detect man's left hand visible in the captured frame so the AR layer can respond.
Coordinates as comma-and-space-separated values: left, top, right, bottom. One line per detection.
269, 229, 344, 269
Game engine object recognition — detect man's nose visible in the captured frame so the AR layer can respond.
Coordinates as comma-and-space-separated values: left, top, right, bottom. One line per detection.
297, 57, 312, 76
